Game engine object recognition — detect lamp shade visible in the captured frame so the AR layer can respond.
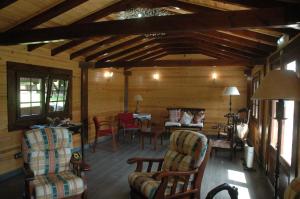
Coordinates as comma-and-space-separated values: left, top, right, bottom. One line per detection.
223, 86, 240, 96
134, 94, 143, 102
252, 70, 300, 100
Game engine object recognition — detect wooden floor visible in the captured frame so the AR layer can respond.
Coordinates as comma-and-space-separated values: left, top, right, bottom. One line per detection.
0, 136, 273, 199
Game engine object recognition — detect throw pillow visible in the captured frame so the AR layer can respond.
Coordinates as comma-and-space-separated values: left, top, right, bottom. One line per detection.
193, 111, 205, 124
180, 111, 193, 125
169, 109, 181, 122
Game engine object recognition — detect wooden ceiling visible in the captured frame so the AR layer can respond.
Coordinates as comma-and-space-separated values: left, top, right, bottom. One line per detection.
0, 0, 299, 68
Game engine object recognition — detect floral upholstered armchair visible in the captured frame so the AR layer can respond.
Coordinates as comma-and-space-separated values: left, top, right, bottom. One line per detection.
22, 128, 87, 199
127, 130, 211, 199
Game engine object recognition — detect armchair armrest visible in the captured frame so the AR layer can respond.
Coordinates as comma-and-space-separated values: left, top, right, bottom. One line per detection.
127, 157, 164, 172
24, 163, 34, 181
153, 169, 198, 180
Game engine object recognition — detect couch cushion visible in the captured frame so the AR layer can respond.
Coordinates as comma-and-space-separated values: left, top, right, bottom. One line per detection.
165, 122, 181, 127
33, 171, 84, 199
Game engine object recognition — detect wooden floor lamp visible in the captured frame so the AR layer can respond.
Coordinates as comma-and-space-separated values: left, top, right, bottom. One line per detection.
252, 70, 300, 199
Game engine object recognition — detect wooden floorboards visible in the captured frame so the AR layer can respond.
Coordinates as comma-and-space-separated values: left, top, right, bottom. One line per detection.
0, 137, 273, 199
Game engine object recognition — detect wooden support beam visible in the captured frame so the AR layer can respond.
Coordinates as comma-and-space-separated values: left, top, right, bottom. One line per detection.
98, 40, 158, 62
1, 7, 299, 45
117, 45, 163, 61
7, 0, 88, 32
28, 0, 134, 51
200, 31, 275, 52
85, 36, 144, 61
159, 40, 255, 59
80, 62, 88, 158
70, 36, 122, 59
132, 49, 167, 61
0, 0, 17, 9
144, 52, 168, 61
166, 49, 231, 59
228, 30, 279, 45
51, 39, 89, 56
94, 59, 264, 68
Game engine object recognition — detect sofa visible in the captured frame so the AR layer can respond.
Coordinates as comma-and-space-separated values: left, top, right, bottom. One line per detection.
165, 107, 205, 132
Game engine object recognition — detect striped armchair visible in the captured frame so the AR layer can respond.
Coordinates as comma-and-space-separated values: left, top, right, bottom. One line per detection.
127, 130, 211, 199
22, 128, 87, 199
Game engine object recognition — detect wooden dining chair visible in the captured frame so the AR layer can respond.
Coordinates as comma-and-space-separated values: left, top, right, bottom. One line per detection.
93, 116, 117, 152
117, 112, 140, 141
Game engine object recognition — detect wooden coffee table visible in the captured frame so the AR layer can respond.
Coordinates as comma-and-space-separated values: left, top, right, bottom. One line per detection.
140, 127, 164, 150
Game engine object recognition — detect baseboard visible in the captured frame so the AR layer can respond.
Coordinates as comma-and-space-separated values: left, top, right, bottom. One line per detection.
0, 168, 23, 182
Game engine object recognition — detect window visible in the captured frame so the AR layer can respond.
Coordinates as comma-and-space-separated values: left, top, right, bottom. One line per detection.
270, 60, 297, 165
252, 72, 260, 120
7, 62, 72, 131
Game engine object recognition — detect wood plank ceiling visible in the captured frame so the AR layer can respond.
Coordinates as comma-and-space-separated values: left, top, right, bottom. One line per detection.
0, 0, 299, 68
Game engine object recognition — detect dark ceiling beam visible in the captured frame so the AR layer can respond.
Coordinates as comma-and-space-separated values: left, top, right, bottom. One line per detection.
1, 7, 299, 45
158, 34, 265, 56
28, 0, 135, 51
143, 52, 168, 61
0, 0, 17, 9
70, 36, 122, 59
85, 36, 144, 61
227, 30, 279, 45
7, 0, 88, 32
98, 40, 158, 62
217, 0, 285, 8
51, 39, 89, 56
117, 45, 163, 61
164, 45, 243, 60
131, 49, 167, 61
201, 31, 275, 52
159, 40, 255, 59
166, 48, 232, 59
94, 59, 264, 68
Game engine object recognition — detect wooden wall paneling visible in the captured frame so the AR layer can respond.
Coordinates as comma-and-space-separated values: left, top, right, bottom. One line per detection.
0, 0, 17, 9
0, 45, 81, 175
127, 66, 247, 134
87, 68, 124, 143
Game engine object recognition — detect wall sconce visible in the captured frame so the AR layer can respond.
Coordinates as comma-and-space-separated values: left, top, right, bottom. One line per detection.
212, 72, 217, 80
153, 73, 160, 80
103, 71, 113, 78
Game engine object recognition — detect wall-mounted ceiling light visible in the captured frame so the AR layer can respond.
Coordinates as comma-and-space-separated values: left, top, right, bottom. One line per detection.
104, 71, 113, 78
138, 13, 142, 18
103, 53, 109, 56
174, 7, 180, 10
153, 73, 160, 80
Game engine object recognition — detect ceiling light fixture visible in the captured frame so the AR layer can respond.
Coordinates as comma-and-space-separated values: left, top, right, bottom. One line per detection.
118, 8, 173, 38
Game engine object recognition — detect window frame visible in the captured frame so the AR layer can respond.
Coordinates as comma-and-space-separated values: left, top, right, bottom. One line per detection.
251, 71, 260, 122
7, 62, 72, 131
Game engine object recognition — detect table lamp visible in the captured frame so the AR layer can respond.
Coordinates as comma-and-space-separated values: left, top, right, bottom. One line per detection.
223, 86, 240, 113
134, 94, 143, 113
252, 70, 300, 199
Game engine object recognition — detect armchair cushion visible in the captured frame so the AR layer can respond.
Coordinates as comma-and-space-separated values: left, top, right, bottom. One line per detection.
128, 172, 187, 199
22, 128, 73, 175
32, 171, 84, 199
163, 130, 208, 171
